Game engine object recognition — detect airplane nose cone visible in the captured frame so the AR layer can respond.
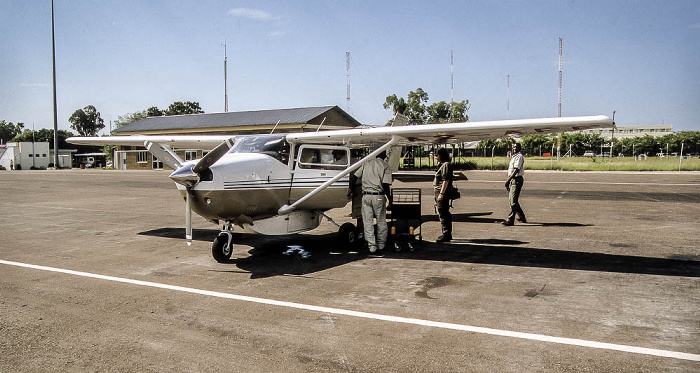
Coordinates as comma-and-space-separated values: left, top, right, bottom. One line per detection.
169, 164, 200, 187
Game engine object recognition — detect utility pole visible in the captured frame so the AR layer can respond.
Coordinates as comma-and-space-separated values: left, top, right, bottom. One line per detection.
346, 52, 351, 110
222, 42, 228, 112
51, 0, 59, 168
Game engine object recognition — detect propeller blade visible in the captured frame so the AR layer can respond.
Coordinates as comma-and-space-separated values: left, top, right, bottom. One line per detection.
186, 187, 193, 246
192, 137, 234, 174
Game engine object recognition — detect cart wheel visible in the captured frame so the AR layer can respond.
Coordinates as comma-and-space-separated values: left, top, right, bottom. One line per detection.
394, 242, 401, 251
408, 241, 416, 251
338, 222, 357, 249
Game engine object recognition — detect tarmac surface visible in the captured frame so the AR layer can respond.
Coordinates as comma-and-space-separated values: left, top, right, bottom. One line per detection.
1, 169, 699, 372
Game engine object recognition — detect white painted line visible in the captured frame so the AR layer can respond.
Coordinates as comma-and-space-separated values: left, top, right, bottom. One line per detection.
2, 259, 698, 362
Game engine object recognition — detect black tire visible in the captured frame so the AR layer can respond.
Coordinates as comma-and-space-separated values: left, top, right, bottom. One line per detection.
212, 233, 233, 263
337, 222, 357, 249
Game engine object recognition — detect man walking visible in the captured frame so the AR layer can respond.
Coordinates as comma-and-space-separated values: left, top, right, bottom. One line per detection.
354, 151, 392, 253
502, 143, 526, 226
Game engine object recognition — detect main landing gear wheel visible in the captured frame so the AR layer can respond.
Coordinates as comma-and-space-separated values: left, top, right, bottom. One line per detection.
337, 222, 357, 250
212, 232, 233, 263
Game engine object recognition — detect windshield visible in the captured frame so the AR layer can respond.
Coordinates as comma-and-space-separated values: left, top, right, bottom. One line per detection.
228, 134, 289, 164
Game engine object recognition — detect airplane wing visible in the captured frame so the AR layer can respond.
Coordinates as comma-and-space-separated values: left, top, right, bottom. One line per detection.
285, 115, 612, 147
66, 135, 232, 150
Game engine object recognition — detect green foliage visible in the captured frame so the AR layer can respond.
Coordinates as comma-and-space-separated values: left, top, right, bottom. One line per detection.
69, 105, 105, 136
384, 88, 469, 124
146, 106, 164, 117
493, 131, 700, 158
145, 101, 204, 118
11, 128, 75, 149
476, 137, 516, 156
114, 110, 147, 132
0, 120, 25, 144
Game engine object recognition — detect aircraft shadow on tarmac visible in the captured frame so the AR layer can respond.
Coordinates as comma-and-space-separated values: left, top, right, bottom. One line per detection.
393, 212, 592, 227
139, 228, 698, 279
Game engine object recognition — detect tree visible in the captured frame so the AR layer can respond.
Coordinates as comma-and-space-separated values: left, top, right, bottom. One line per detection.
166, 101, 204, 115
146, 106, 164, 117
11, 128, 75, 149
521, 134, 555, 156
145, 101, 204, 117
0, 120, 24, 144
477, 137, 516, 157
114, 110, 147, 132
384, 88, 469, 125
69, 105, 105, 136
427, 100, 470, 123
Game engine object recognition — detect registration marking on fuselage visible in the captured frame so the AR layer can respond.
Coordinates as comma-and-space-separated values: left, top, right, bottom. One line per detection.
2, 259, 698, 362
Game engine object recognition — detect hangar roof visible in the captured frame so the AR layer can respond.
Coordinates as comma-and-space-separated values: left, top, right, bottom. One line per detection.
114, 105, 361, 135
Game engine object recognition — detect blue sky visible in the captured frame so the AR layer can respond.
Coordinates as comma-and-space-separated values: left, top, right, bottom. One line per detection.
1, 0, 698, 133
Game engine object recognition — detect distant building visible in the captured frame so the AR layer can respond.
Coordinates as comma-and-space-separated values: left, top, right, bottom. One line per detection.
0, 142, 50, 170
112, 106, 362, 170
575, 124, 673, 139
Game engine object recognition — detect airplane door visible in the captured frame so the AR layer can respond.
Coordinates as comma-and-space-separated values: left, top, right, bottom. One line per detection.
289, 145, 350, 210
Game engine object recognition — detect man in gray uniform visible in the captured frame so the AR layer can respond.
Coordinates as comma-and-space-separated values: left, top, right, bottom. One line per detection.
502, 142, 526, 225
354, 151, 392, 253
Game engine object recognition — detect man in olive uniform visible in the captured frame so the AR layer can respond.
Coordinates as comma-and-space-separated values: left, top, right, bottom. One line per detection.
502, 143, 526, 225
354, 151, 392, 253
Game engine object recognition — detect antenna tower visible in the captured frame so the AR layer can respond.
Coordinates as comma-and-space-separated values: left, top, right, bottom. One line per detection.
346, 52, 351, 110
558, 37, 563, 117
507, 74, 510, 118
450, 50, 454, 121
222, 42, 228, 112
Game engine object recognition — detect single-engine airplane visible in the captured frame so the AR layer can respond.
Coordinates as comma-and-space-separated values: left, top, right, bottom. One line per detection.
68, 114, 612, 262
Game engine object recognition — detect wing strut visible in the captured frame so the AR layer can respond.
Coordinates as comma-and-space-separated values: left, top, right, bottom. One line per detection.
278, 136, 399, 215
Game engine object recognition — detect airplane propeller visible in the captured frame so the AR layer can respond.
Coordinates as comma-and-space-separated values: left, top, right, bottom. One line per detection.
169, 137, 234, 245
192, 138, 234, 174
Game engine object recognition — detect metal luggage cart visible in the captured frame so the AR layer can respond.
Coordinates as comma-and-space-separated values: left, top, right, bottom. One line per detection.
388, 188, 422, 251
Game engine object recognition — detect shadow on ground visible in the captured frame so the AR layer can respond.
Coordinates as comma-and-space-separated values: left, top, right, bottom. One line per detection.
139, 227, 699, 279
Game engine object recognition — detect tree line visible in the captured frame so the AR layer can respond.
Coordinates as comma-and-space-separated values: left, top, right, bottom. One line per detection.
476, 131, 700, 157
0, 101, 204, 148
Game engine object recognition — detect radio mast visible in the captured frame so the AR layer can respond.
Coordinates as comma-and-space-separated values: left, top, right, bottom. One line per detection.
346, 52, 351, 110
558, 37, 563, 117
222, 42, 228, 112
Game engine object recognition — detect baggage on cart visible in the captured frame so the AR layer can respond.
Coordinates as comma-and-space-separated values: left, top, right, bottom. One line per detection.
388, 187, 422, 251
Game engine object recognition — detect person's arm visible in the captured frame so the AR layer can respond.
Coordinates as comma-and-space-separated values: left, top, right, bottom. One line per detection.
437, 180, 448, 202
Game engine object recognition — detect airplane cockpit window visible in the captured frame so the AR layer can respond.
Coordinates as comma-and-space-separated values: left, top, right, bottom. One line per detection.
228, 135, 290, 164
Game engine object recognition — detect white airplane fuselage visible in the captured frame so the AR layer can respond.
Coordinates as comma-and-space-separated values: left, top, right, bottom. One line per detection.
176, 151, 350, 232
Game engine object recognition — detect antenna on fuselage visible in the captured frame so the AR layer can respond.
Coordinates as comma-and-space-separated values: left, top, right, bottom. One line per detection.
270, 120, 281, 134
315, 117, 327, 132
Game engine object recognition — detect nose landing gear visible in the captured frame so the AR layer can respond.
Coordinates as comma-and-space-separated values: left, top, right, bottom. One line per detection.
212, 223, 235, 263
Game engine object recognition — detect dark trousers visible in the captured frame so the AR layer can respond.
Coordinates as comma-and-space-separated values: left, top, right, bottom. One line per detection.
435, 191, 452, 235
507, 176, 525, 223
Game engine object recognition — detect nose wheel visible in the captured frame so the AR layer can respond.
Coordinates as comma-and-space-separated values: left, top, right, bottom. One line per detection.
212, 224, 234, 262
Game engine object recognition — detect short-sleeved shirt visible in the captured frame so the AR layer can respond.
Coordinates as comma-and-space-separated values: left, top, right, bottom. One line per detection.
508, 152, 524, 178
433, 161, 454, 192
354, 158, 392, 193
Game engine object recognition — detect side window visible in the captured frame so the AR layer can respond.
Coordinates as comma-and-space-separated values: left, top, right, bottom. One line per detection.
185, 150, 197, 161
297, 146, 348, 169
